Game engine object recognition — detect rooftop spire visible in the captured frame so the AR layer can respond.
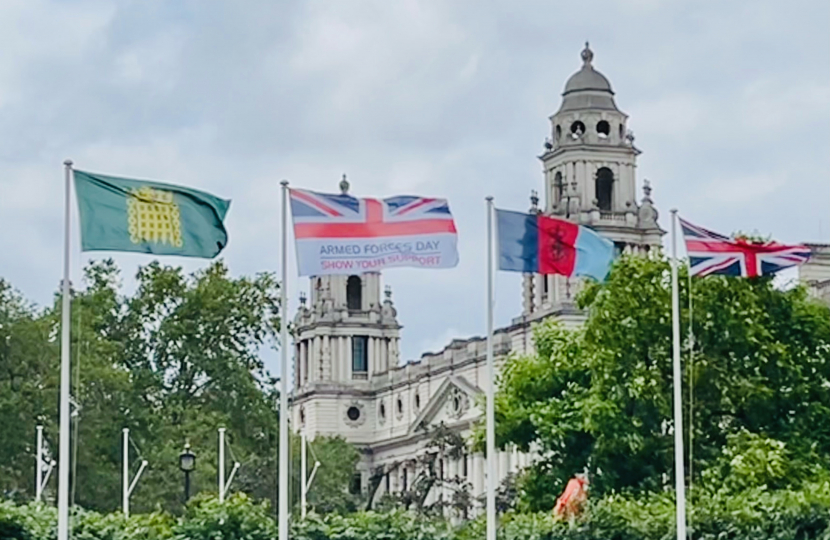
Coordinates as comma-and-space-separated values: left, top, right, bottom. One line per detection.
339, 174, 350, 195
581, 41, 593, 66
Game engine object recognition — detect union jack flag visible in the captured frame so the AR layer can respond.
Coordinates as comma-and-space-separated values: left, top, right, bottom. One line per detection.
680, 218, 811, 277
289, 188, 459, 276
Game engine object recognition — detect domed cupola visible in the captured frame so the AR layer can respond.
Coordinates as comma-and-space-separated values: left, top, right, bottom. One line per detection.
557, 42, 620, 114
525, 43, 664, 320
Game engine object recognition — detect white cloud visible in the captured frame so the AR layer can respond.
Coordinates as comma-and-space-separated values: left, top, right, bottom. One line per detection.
0, 0, 828, 368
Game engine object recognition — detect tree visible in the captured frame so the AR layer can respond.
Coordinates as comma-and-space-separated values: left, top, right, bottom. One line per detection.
0, 259, 285, 513
490, 255, 830, 510
0, 279, 55, 501
376, 423, 473, 519
295, 435, 362, 516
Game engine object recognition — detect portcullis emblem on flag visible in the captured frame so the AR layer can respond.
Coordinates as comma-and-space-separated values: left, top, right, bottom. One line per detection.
73, 170, 230, 258
289, 187, 459, 276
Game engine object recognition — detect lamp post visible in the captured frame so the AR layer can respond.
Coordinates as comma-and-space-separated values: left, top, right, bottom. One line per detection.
178, 443, 196, 503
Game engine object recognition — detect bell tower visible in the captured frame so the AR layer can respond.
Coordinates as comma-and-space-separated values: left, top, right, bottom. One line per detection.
291, 177, 402, 444
523, 43, 664, 319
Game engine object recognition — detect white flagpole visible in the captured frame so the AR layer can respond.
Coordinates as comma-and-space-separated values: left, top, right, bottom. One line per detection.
300, 429, 307, 518
123, 428, 129, 517
57, 159, 73, 540
219, 428, 226, 503
278, 180, 290, 540
485, 196, 496, 540
36, 425, 44, 502
670, 209, 687, 539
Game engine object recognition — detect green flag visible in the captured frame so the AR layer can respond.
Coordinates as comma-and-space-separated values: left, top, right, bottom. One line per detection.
73, 170, 230, 258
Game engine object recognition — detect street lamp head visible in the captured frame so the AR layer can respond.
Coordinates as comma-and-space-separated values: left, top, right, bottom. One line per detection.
179, 443, 196, 472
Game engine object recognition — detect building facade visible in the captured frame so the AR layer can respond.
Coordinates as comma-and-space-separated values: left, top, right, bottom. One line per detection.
290, 44, 830, 514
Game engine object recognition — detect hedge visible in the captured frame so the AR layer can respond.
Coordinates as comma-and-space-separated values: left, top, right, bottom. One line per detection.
4, 484, 830, 540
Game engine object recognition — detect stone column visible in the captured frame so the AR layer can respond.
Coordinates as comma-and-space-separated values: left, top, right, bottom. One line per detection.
533, 274, 543, 310
345, 336, 352, 379
473, 454, 484, 504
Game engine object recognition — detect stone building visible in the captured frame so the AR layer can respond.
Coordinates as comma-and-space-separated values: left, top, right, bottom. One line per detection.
289, 43, 830, 514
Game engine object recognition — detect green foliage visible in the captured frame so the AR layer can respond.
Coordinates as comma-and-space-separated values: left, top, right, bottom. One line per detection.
0, 279, 55, 501
294, 510, 452, 540
489, 255, 830, 508
4, 488, 830, 540
297, 435, 362, 515
172, 493, 273, 540
0, 260, 284, 513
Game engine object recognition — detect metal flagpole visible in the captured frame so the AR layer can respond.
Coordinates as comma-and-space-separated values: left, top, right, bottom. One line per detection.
36, 425, 44, 502
670, 209, 687, 539
123, 428, 129, 516
219, 428, 226, 503
278, 180, 290, 540
57, 159, 73, 540
301, 429, 308, 518
485, 196, 496, 540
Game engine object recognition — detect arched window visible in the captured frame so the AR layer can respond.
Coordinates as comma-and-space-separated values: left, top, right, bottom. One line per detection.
553, 171, 564, 204
347, 275, 362, 311
595, 167, 614, 211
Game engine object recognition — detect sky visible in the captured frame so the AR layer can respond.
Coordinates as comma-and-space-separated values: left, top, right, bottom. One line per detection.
0, 0, 828, 373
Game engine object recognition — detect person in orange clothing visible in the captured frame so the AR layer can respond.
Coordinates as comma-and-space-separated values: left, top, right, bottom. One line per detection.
553, 473, 589, 519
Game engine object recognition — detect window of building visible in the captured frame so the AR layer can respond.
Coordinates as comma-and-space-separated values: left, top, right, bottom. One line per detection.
553, 171, 564, 204
347, 406, 361, 421
462, 454, 468, 477
396, 397, 403, 416
439, 458, 444, 480
414, 393, 421, 410
596, 167, 614, 212
402, 467, 408, 491
352, 336, 368, 374
596, 120, 610, 138
555, 124, 562, 140
385, 472, 390, 493
379, 402, 386, 420
570, 120, 585, 138
347, 275, 362, 311
349, 473, 362, 495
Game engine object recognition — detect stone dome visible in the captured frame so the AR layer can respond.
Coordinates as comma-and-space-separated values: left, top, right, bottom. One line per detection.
557, 43, 619, 113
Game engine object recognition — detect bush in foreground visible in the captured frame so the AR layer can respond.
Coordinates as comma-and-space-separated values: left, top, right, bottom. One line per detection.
4, 486, 830, 540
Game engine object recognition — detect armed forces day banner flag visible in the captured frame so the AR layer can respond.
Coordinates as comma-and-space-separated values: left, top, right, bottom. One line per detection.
73, 170, 230, 258
289, 188, 459, 276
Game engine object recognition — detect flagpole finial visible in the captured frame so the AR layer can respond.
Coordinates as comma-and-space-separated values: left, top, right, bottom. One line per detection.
63, 159, 73, 167
485, 196, 494, 202
280, 180, 289, 187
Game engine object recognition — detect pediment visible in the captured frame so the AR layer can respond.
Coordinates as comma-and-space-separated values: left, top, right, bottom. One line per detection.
408, 375, 482, 435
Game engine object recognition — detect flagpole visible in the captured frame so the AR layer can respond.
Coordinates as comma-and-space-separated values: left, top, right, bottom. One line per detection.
670, 209, 687, 539
300, 429, 307, 519
36, 425, 44, 502
278, 180, 290, 540
485, 196, 496, 540
123, 428, 130, 517
57, 159, 73, 540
